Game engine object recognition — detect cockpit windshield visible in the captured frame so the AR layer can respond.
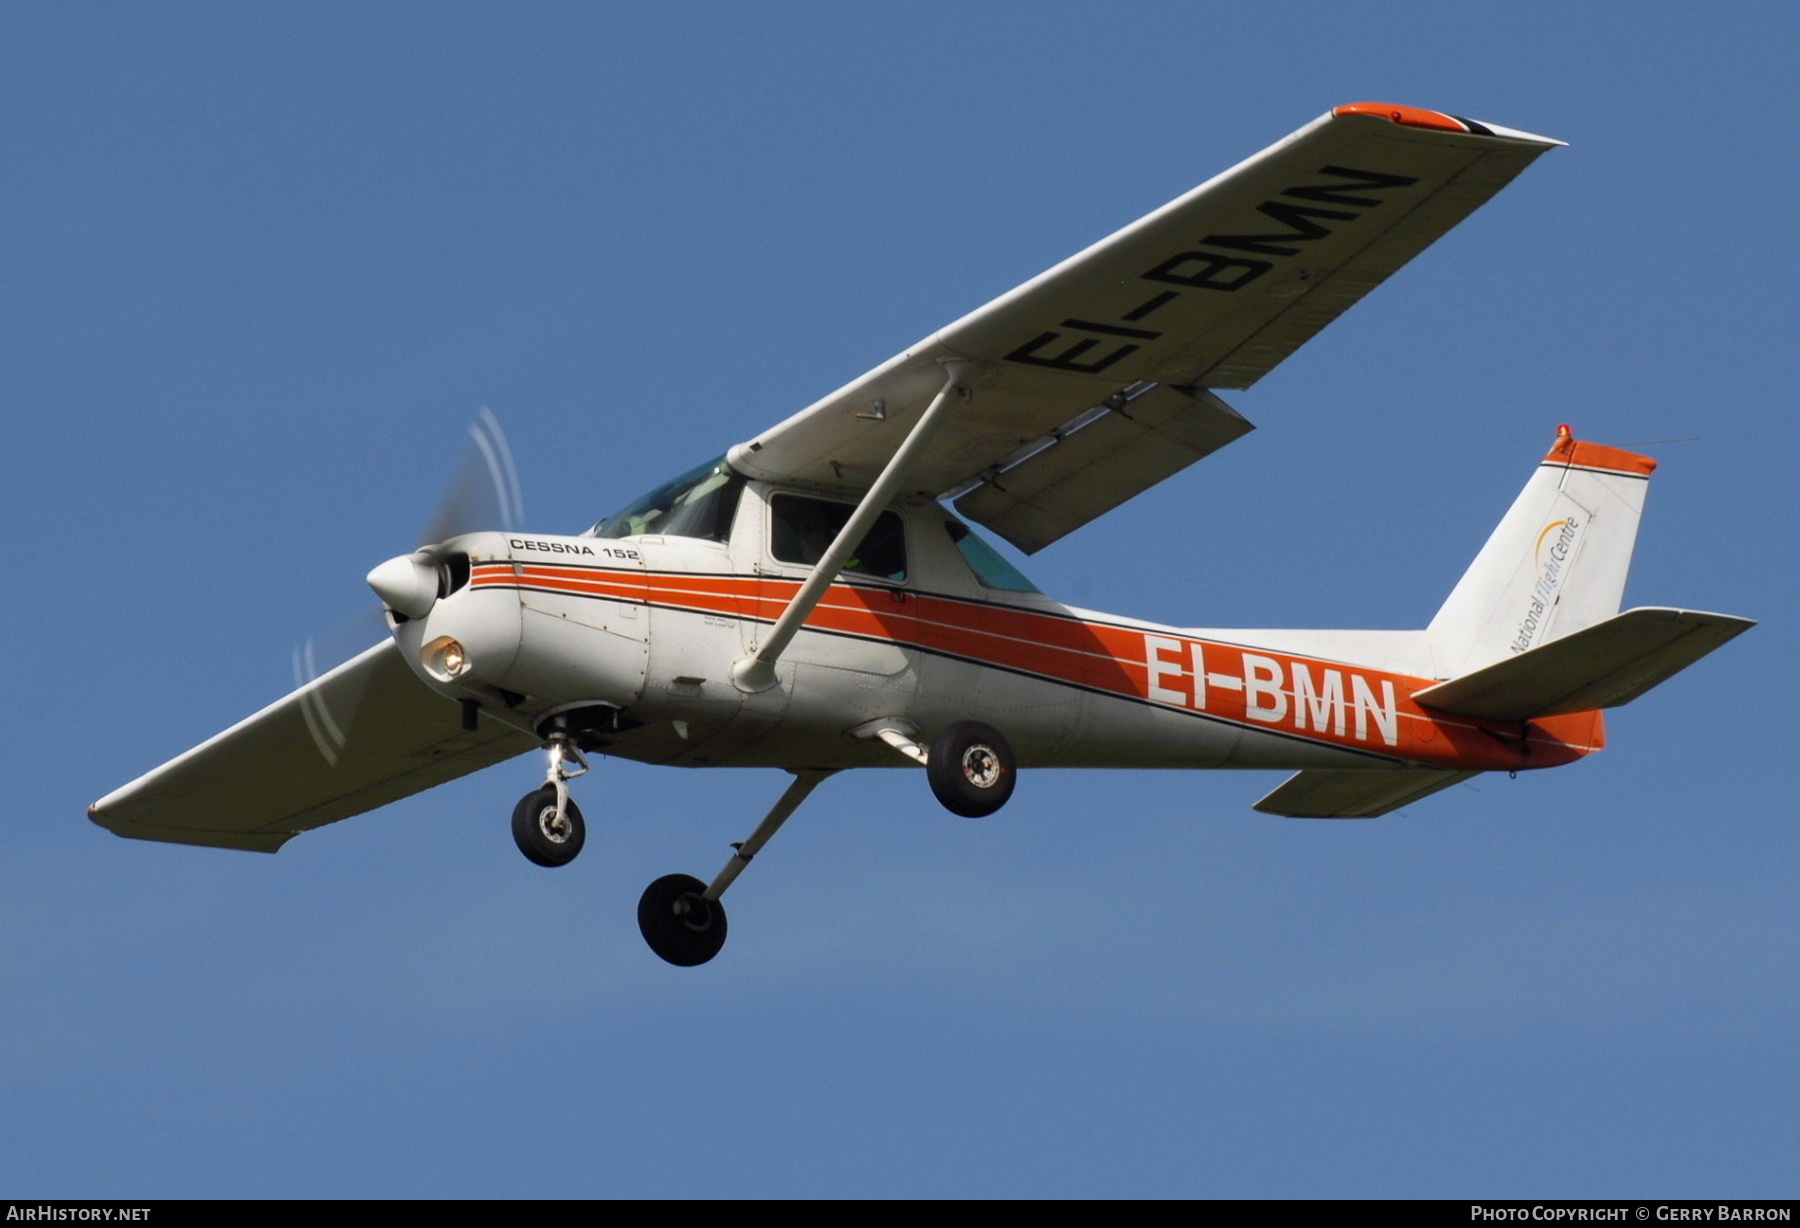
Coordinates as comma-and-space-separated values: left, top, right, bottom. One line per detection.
586, 455, 746, 542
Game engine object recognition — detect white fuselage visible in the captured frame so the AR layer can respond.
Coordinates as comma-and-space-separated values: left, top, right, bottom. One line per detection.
389, 482, 1585, 777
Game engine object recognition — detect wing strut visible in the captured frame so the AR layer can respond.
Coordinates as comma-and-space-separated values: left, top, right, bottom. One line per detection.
729, 361, 979, 693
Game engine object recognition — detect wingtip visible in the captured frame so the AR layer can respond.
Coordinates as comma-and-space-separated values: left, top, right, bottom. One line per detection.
1334, 102, 1472, 133
1334, 102, 1566, 147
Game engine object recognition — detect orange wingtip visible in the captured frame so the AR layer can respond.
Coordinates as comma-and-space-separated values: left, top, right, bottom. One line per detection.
1334, 102, 1472, 133
1546, 425, 1658, 476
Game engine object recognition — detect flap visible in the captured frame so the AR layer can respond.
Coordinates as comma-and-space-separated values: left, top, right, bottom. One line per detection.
1415, 607, 1756, 721
728, 105, 1561, 507
952, 384, 1254, 553
1254, 767, 1479, 818
90, 641, 538, 852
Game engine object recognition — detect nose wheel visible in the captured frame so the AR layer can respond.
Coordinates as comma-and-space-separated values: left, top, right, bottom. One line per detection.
512, 733, 589, 867
512, 785, 586, 867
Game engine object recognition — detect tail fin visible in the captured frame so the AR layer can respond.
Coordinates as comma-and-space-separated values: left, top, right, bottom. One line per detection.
1429, 427, 1657, 678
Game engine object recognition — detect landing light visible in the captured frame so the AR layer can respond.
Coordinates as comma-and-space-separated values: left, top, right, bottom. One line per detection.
424, 636, 471, 681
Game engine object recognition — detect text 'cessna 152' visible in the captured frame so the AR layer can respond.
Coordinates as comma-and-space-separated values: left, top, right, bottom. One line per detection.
92, 103, 1754, 966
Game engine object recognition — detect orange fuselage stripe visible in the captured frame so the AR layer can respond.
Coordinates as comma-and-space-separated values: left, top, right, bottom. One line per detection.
472, 563, 1601, 770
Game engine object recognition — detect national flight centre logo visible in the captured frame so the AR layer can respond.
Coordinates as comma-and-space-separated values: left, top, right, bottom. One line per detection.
1511, 515, 1583, 654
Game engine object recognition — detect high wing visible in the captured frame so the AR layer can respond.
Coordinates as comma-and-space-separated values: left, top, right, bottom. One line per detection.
90, 641, 536, 852
727, 104, 1563, 552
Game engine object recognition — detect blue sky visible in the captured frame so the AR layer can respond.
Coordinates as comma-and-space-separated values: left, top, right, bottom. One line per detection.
2, 1, 1794, 1197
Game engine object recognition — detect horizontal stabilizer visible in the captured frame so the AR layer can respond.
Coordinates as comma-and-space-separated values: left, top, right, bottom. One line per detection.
954, 385, 1254, 554
1414, 606, 1755, 721
1254, 767, 1479, 818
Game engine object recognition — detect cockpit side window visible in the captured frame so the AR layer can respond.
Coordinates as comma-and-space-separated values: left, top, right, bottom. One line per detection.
769, 494, 907, 582
588, 456, 745, 543
945, 519, 1041, 593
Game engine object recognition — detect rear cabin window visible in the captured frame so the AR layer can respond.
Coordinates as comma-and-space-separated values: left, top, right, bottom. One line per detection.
945, 520, 1041, 593
769, 494, 907, 582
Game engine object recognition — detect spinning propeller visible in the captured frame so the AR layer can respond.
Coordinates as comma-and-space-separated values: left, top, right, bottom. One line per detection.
367, 407, 523, 618
292, 409, 524, 764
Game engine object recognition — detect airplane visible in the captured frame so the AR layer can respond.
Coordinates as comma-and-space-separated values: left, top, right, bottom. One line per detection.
89, 103, 1754, 967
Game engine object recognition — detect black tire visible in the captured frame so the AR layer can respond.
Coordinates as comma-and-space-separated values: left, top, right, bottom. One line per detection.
511, 785, 586, 867
637, 873, 728, 967
927, 720, 1017, 817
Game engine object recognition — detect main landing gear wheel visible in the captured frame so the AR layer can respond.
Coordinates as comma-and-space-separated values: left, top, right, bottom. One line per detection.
638, 873, 728, 966
511, 785, 586, 867
927, 720, 1016, 817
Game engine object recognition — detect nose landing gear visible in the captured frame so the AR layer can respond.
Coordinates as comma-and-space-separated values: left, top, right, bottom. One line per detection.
512, 734, 588, 867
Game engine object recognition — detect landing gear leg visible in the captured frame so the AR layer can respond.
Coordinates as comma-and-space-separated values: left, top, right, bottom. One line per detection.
637, 769, 833, 966
512, 734, 589, 867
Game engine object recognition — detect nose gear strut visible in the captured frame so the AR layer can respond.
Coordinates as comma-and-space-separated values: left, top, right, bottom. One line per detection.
511, 732, 589, 868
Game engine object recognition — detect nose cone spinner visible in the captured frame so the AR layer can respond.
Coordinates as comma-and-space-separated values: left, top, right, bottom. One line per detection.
367, 552, 441, 619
